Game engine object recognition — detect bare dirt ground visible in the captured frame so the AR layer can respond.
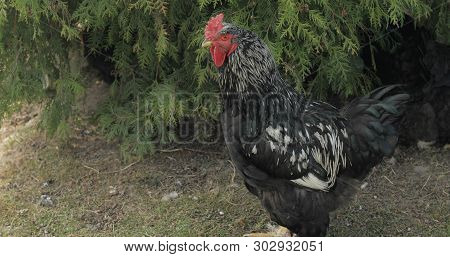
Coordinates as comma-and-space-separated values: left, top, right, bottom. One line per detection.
0, 106, 448, 236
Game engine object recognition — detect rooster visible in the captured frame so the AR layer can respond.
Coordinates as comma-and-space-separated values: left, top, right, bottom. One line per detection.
202, 13, 409, 236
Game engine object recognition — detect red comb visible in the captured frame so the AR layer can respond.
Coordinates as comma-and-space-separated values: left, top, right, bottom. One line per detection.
204, 13, 224, 40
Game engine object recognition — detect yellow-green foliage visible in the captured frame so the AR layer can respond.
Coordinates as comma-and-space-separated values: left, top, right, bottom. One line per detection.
0, 0, 447, 159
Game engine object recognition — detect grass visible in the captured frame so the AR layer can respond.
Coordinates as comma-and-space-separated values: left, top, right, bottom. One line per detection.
0, 110, 449, 237
0, 122, 269, 236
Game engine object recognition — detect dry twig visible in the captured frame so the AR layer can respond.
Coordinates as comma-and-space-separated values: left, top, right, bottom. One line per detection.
82, 164, 100, 174
420, 175, 431, 191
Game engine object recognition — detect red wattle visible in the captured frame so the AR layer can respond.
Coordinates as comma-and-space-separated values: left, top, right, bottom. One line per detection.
211, 45, 226, 68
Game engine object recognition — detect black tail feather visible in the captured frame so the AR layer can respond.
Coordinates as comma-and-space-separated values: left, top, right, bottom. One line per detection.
341, 85, 409, 179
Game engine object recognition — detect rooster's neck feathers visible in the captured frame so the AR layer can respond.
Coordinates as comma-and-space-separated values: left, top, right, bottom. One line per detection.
218, 28, 289, 97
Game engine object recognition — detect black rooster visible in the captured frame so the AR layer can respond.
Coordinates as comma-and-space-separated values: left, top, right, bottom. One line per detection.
202, 13, 409, 236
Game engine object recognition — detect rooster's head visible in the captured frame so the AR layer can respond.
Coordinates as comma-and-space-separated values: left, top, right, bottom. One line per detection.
202, 13, 280, 95
202, 13, 239, 68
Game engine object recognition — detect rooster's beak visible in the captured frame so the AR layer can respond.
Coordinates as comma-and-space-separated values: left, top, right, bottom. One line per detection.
201, 40, 212, 48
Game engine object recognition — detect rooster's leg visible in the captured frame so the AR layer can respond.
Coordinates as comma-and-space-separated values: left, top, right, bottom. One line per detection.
243, 226, 292, 237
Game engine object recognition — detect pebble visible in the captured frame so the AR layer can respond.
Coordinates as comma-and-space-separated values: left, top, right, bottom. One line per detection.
108, 186, 118, 196
219, 211, 224, 216
39, 194, 54, 207
161, 191, 179, 201
360, 182, 368, 190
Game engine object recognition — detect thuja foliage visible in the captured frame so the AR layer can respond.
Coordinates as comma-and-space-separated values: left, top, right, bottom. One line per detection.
0, 0, 448, 160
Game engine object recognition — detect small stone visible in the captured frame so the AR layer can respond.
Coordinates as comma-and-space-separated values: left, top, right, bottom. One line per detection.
161, 191, 179, 201
192, 196, 198, 201
360, 182, 368, 190
407, 227, 411, 232
175, 180, 182, 187
108, 186, 118, 196
373, 195, 378, 199
358, 205, 363, 211
39, 194, 54, 207
219, 211, 224, 216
